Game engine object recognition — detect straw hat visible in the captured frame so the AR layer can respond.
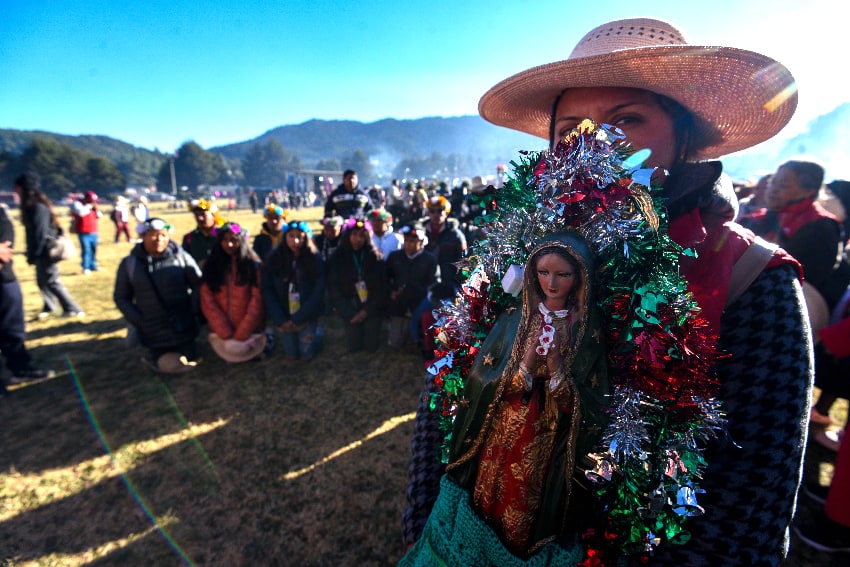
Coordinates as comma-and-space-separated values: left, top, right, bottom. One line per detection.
479, 17, 797, 160
208, 333, 267, 363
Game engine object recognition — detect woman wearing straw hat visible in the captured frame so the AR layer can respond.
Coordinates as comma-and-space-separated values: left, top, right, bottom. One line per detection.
402, 17, 810, 566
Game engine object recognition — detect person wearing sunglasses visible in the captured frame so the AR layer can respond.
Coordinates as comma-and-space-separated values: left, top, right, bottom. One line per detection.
422, 195, 467, 287
114, 218, 202, 373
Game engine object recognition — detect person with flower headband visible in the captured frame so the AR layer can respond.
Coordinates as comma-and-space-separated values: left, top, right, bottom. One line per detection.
200, 222, 267, 363
182, 198, 224, 268
262, 220, 325, 360
385, 221, 437, 349
327, 217, 387, 353
401, 17, 809, 566
114, 217, 202, 373
369, 209, 403, 260
314, 215, 344, 262
252, 204, 289, 262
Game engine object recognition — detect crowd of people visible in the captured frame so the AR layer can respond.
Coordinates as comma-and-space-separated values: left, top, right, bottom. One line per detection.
3, 15, 850, 562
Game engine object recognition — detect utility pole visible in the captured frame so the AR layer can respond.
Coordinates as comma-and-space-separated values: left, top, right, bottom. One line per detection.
170, 152, 178, 195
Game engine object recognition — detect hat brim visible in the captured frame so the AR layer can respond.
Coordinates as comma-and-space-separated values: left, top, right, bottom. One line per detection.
479, 45, 797, 160
209, 333, 267, 363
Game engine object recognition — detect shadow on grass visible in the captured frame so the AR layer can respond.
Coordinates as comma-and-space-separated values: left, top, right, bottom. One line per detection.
3, 319, 425, 566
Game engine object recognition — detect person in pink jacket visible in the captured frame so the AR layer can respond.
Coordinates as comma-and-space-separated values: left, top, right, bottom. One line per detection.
200, 222, 266, 363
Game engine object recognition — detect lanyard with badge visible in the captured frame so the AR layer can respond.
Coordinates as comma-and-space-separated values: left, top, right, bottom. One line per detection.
352, 250, 368, 303
288, 259, 300, 314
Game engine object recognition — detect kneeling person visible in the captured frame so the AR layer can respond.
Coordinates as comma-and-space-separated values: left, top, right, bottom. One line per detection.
114, 218, 202, 373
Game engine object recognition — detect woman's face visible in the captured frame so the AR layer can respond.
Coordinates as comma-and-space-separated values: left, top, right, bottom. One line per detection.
221, 231, 240, 256
554, 87, 677, 170
535, 252, 577, 308
349, 228, 368, 251
286, 229, 306, 254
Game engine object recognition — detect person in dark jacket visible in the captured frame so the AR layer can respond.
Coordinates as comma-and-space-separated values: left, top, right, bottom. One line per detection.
262, 220, 325, 361
252, 204, 287, 262
423, 195, 467, 286
385, 222, 438, 349
327, 217, 386, 353
13, 173, 84, 319
181, 198, 222, 268
0, 203, 55, 391
313, 215, 343, 262
114, 218, 202, 373
323, 169, 374, 219
402, 17, 809, 566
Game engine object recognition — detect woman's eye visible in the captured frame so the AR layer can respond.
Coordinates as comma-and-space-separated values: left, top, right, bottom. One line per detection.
611, 114, 640, 127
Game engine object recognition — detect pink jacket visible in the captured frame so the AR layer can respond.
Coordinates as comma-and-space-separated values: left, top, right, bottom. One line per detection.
200, 261, 265, 341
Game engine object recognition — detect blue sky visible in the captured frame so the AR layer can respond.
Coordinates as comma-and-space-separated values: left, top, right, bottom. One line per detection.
2, 0, 846, 153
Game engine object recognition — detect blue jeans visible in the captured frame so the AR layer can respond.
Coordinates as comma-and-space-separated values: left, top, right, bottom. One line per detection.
280, 320, 323, 360
78, 232, 99, 271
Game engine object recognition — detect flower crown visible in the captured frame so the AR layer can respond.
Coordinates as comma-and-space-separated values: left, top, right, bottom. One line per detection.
137, 217, 172, 235
343, 217, 373, 233
265, 205, 288, 219
321, 215, 344, 228
212, 221, 248, 239
369, 209, 392, 222
187, 198, 218, 213
282, 220, 312, 237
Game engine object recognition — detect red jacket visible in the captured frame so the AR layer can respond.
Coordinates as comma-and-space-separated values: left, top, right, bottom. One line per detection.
670, 208, 801, 335
200, 260, 265, 341
73, 203, 99, 234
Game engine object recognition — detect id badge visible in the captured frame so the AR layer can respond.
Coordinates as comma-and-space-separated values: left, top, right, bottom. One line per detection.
355, 279, 368, 303
288, 282, 301, 314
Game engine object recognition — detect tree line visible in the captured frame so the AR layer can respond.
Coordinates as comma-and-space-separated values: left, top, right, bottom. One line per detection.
0, 135, 477, 201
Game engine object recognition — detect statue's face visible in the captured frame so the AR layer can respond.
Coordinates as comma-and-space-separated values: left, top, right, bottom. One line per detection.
534, 252, 577, 309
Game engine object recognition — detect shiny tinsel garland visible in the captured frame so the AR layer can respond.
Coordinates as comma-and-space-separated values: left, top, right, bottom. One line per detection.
427, 120, 726, 560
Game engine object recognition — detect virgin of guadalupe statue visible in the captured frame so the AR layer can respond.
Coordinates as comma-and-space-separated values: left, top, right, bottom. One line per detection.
401, 231, 610, 565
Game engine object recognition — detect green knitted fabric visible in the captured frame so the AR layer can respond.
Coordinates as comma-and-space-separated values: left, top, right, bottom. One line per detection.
398, 476, 584, 567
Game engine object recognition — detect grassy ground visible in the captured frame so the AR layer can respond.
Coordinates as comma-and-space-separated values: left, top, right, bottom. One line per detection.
0, 202, 846, 566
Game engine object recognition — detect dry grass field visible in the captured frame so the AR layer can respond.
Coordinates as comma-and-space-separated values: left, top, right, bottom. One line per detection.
0, 200, 846, 566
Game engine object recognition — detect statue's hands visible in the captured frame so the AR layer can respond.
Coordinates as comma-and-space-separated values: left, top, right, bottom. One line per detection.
522, 327, 541, 370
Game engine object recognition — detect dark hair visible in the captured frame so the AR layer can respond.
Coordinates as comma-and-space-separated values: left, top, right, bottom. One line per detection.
779, 160, 825, 192
343, 169, 357, 178
530, 246, 581, 305
14, 172, 58, 228
339, 225, 377, 256
654, 94, 699, 167
269, 227, 321, 281
202, 227, 260, 292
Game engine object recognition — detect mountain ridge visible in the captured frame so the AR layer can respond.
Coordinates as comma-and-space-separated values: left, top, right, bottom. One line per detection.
3, 103, 848, 184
